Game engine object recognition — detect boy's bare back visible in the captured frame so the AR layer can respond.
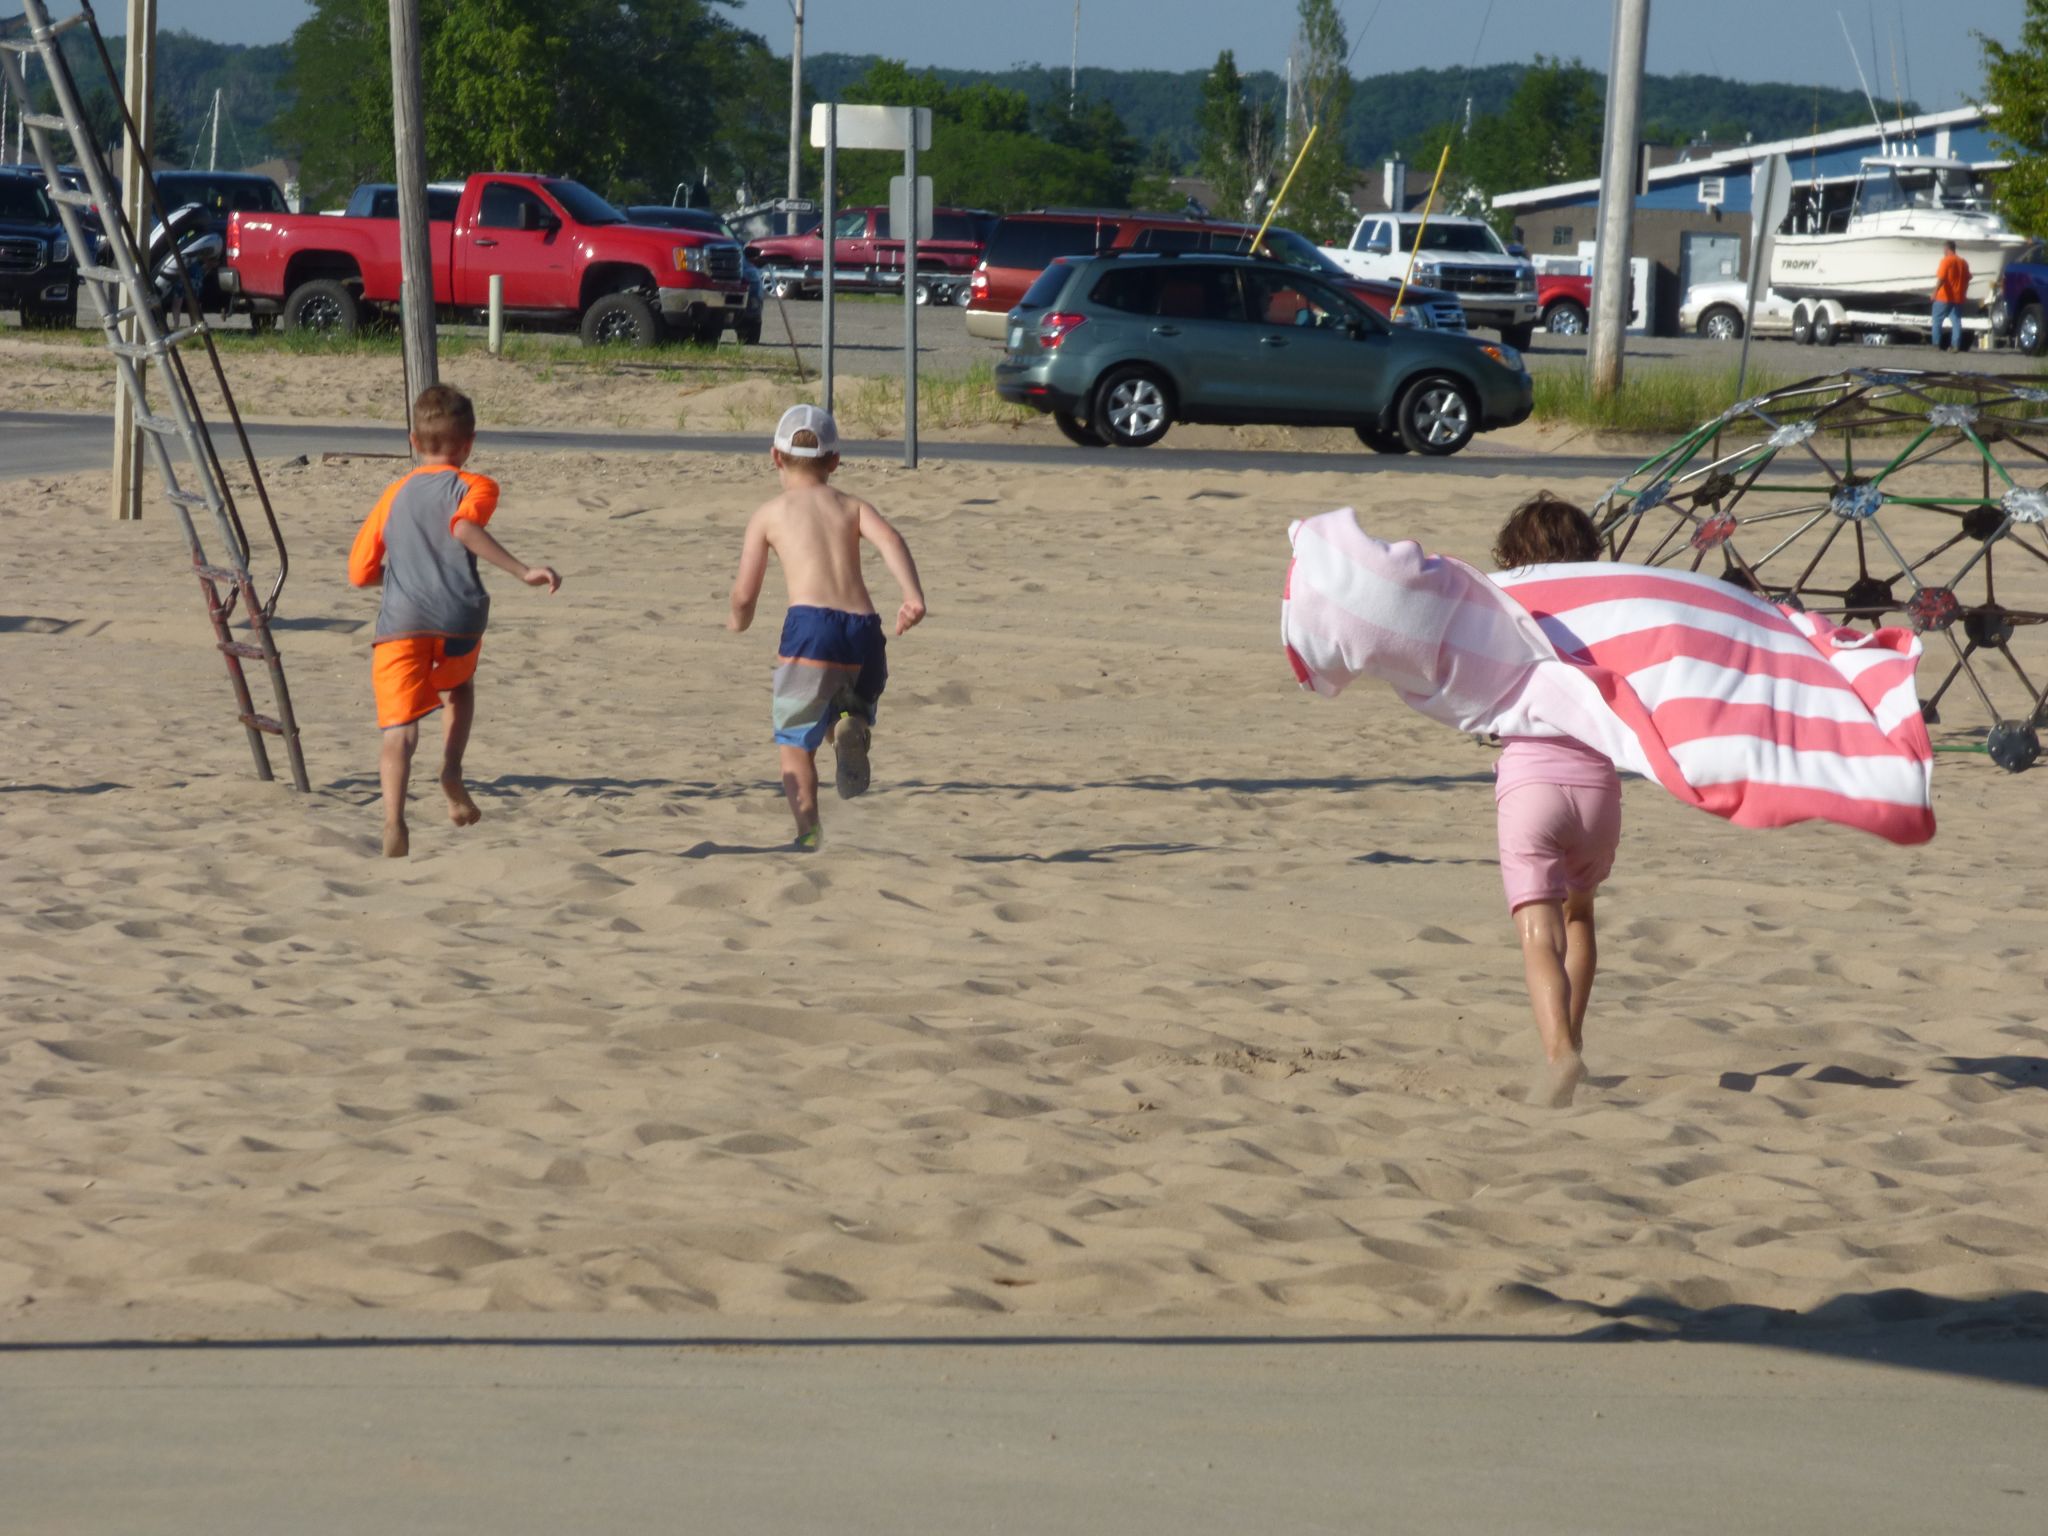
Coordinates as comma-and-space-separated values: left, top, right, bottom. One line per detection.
751, 481, 879, 615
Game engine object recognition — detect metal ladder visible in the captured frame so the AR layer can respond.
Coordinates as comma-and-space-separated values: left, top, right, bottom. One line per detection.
1, 0, 308, 791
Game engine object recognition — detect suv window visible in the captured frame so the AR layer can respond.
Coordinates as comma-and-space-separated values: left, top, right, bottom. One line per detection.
1091, 263, 1241, 321
1131, 226, 1204, 253
1017, 261, 1076, 310
985, 217, 1113, 271
932, 213, 976, 242
1243, 269, 1366, 330
478, 182, 550, 230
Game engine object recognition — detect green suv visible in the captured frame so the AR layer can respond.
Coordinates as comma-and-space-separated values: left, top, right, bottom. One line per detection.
992, 251, 1533, 455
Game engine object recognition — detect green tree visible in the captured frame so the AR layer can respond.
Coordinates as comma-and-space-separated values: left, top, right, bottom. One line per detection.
1196, 50, 1278, 220
1980, 1, 2048, 237
1281, 0, 1355, 241
1413, 56, 1603, 233
280, 0, 765, 210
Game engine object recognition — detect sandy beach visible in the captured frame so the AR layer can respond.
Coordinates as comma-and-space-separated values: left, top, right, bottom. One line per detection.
2, 419, 2046, 1333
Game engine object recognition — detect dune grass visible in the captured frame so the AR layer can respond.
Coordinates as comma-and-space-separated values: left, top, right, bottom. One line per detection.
1531, 362, 1803, 437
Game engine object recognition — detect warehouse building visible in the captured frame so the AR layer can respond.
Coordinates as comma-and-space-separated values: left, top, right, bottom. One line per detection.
1492, 107, 2003, 335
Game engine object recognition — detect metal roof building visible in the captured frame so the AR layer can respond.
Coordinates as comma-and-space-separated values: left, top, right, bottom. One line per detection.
1492, 107, 2003, 334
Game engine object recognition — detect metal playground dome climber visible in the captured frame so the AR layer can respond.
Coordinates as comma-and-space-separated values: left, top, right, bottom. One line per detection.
1593, 368, 2048, 772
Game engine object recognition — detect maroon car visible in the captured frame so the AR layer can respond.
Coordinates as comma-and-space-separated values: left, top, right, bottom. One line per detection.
744, 205, 993, 300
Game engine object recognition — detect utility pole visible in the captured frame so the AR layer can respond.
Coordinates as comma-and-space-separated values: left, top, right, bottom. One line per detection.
1069, 0, 1079, 114
109, 0, 156, 522
387, 0, 437, 412
206, 85, 220, 170
1283, 52, 1295, 159
1589, 0, 1649, 400
787, 0, 804, 236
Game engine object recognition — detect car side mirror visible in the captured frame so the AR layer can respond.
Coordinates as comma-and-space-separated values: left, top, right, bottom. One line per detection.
1508, 243, 1528, 257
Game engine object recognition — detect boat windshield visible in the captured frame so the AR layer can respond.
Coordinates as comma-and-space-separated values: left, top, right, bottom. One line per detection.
1855, 163, 1991, 217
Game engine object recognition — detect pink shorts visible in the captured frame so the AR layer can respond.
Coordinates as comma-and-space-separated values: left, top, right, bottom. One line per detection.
1496, 782, 1622, 912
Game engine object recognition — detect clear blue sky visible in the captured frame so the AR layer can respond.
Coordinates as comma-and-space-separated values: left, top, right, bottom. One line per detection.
121, 0, 2022, 110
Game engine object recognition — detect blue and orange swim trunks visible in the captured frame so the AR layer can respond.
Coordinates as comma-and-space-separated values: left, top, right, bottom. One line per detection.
772, 605, 887, 750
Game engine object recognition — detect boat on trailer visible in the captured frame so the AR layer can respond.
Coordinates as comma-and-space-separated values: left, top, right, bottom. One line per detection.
1770, 157, 2025, 310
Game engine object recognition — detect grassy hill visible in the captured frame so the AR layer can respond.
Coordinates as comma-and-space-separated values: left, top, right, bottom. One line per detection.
6, 19, 1897, 188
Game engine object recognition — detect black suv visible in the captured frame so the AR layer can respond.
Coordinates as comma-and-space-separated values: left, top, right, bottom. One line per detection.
0, 167, 77, 328
993, 251, 1532, 455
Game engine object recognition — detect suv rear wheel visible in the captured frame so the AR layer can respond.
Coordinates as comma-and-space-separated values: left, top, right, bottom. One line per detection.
1395, 376, 1475, 456
1354, 424, 1409, 455
1093, 366, 1172, 448
1054, 409, 1104, 447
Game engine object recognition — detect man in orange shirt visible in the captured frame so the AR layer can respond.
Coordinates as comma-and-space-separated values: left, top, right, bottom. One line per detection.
1932, 240, 1971, 352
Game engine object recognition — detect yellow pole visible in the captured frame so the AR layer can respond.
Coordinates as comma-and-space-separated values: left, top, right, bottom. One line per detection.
1251, 122, 1319, 253
1391, 142, 1452, 322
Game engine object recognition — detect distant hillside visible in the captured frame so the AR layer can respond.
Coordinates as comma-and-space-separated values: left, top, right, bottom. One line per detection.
805, 54, 1899, 174
5, 20, 1900, 189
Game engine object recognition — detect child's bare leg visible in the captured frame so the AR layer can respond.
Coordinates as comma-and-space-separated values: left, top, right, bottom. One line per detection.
1515, 899, 1585, 1107
1562, 888, 1599, 1051
439, 681, 482, 827
779, 744, 820, 841
379, 721, 420, 858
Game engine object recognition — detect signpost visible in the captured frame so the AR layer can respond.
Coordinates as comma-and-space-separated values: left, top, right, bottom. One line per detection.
1736, 153, 1793, 400
110, 0, 155, 521
812, 104, 933, 467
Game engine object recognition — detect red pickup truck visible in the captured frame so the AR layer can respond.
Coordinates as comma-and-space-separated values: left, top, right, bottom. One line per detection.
1537, 272, 1591, 334
222, 173, 751, 346
744, 205, 990, 300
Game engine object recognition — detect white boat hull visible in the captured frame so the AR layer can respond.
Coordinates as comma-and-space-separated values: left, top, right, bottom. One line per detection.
1771, 230, 2024, 308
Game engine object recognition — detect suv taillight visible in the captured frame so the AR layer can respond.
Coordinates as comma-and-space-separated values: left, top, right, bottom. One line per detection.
1039, 311, 1087, 348
970, 269, 988, 298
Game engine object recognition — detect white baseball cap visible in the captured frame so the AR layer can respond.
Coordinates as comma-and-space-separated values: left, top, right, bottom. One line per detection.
773, 403, 839, 458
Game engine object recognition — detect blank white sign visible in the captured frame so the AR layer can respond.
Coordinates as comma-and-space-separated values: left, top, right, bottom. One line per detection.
810, 104, 932, 152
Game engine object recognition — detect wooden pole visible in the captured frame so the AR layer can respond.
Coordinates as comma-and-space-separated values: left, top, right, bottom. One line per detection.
902, 115, 918, 470
786, 0, 803, 235
1589, 0, 1650, 399
110, 0, 155, 522
388, 0, 437, 411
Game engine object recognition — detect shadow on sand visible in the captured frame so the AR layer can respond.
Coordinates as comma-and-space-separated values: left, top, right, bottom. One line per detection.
4, 1291, 2042, 1390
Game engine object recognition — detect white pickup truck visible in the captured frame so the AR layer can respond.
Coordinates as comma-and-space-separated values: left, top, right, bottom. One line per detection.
1322, 213, 1540, 346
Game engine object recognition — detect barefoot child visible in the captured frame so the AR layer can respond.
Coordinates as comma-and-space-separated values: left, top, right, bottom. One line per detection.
1489, 495, 1620, 1108
347, 385, 561, 857
727, 405, 926, 847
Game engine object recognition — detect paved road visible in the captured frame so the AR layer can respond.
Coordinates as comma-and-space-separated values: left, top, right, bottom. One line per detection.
2, 1324, 2042, 1535
0, 408, 1643, 482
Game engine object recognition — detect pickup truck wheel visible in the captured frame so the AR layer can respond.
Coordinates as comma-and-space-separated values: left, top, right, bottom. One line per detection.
1395, 375, 1476, 456
1092, 366, 1173, 448
1500, 322, 1537, 349
1542, 301, 1586, 335
2020, 303, 2045, 357
1698, 305, 1743, 341
1053, 410, 1105, 447
1354, 424, 1409, 455
282, 278, 359, 337
581, 290, 660, 348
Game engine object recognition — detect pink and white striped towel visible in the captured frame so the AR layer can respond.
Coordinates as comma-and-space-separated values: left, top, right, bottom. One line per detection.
1282, 508, 1934, 845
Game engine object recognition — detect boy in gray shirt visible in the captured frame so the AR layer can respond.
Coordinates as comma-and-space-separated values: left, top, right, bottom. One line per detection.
348, 386, 561, 857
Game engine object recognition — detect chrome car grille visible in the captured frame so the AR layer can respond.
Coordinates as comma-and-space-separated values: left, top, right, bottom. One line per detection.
1426, 301, 1466, 331
0, 237, 45, 273
1432, 265, 1522, 296
705, 244, 742, 282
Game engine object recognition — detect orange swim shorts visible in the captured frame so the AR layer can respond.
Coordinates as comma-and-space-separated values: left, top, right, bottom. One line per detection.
371, 635, 481, 729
